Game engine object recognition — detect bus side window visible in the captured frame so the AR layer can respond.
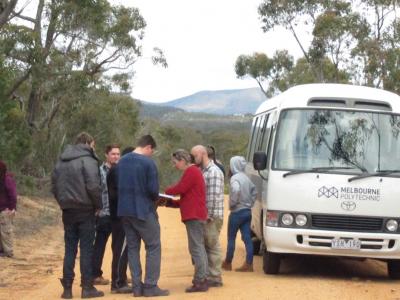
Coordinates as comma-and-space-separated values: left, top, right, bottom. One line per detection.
262, 111, 276, 169
258, 114, 270, 151
254, 115, 265, 152
247, 116, 260, 162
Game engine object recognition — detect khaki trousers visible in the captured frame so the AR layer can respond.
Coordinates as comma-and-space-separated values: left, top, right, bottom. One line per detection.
0, 211, 14, 256
204, 217, 223, 282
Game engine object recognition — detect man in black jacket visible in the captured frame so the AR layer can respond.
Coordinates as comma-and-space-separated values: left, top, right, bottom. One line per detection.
52, 132, 104, 299
107, 146, 134, 294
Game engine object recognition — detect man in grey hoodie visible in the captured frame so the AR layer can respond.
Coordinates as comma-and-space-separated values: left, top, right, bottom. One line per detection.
52, 132, 104, 299
221, 156, 257, 272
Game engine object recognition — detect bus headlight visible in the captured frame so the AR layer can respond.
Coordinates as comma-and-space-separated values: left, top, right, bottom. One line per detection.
295, 214, 308, 226
386, 219, 398, 232
281, 213, 294, 226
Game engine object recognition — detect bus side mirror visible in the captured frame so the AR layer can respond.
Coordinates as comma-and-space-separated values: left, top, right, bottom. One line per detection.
253, 152, 267, 170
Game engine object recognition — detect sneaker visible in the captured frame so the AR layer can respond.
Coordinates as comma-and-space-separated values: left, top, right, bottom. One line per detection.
93, 276, 109, 285
207, 280, 223, 287
0, 252, 13, 258
111, 284, 132, 294
185, 280, 208, 293
133, 285, 143, 297
143, 286, 170, 297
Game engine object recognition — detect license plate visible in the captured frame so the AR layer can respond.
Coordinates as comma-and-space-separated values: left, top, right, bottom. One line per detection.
331, 239, 361, 250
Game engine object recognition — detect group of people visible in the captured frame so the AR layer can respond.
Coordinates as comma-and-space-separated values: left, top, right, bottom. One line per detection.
49, 131, 258, 298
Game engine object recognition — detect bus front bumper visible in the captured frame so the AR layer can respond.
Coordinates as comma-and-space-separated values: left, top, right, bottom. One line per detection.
265, 227, 400, 259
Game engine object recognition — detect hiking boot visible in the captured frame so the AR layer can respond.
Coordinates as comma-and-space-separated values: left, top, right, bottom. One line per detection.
222, 260, 232, 271
81, 282, 104, 298
60, 278, 73, 299
93, 276, 109, 285
235, 262, 253, 272
143, 285, 170, 297
185, 279, 208, 293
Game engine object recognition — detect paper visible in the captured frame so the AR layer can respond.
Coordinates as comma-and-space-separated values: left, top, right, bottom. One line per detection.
158, 193, 175, 200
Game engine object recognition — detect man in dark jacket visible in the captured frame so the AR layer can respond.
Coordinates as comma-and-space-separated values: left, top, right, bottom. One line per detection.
52, 132, 104, 299
107, 146, 134, 294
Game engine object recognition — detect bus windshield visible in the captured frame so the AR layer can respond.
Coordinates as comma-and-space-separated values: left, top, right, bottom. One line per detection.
273, 109, 400, 174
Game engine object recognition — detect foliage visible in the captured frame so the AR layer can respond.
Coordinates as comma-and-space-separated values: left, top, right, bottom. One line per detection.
238, 0, 400, 95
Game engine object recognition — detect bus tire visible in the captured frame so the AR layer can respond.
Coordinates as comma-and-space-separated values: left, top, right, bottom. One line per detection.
387, 260, 400, 279
263, 250, 280, 274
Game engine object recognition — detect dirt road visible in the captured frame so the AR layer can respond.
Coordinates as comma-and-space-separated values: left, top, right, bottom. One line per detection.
2, 198, 400, 300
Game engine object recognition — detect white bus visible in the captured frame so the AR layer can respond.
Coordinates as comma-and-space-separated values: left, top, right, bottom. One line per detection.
247, 83, 400, 278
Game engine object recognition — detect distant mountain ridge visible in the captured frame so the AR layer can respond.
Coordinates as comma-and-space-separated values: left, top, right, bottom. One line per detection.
157, 87, 266, 115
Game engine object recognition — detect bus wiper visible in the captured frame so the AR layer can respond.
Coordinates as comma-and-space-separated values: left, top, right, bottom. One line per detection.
283, 167, 355, 178
348, 170, 400, 182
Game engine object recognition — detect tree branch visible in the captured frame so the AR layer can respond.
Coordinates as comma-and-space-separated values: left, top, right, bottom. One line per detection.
6, 69, 31, 98
34, 0, 45, 48
0, 0, 18, 28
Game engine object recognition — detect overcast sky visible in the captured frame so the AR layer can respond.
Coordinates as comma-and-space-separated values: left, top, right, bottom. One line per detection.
109, 0, 306, 103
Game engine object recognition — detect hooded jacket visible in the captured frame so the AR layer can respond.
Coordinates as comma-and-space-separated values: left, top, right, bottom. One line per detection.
51, 144, 102, 211
229, 156, 257, 212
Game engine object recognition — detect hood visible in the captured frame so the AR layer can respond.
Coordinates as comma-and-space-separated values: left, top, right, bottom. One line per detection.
60, 144, 96, 161
230, 156, 246, 175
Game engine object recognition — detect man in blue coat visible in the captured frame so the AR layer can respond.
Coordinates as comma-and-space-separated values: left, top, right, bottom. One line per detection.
117, 135, 169, 297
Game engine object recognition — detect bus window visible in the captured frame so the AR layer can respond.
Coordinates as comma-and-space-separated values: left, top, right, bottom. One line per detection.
247, 116, 260, 161
259, 114, 270, 151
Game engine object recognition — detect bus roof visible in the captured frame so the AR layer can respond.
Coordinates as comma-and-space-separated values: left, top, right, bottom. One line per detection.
255, 83, 400, 115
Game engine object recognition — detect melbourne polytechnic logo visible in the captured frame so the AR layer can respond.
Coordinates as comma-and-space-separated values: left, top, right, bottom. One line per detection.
318, 186, 339, 198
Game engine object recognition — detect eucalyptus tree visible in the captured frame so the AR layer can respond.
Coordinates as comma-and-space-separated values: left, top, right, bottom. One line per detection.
237, 0, 399, 95
0, 0, 159, 131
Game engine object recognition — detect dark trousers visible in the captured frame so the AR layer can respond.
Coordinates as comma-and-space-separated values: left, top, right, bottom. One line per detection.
185, 220, 208, 282
226, 208, 253, 264
111, 219, 129, 288
92, 216, 112, 278
121, 213, 161, 288
63, 217, 95, 283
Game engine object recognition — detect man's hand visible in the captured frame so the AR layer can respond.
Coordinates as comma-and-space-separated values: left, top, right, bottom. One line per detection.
156, 198, 168, 207
95, 209, 101, 216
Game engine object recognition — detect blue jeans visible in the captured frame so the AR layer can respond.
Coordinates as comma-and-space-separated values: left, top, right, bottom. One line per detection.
225, 209, 253, 264
63, 217, 95, 283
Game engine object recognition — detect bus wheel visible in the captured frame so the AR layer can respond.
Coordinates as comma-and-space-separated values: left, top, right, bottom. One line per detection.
263, 250, 281, 274
387, 260, 400, 279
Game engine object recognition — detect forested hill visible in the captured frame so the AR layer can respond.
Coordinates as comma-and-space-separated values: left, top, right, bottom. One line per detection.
155, 87, 266, 115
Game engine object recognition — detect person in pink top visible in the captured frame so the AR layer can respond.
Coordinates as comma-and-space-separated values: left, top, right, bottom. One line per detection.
164, 149, 208, 293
